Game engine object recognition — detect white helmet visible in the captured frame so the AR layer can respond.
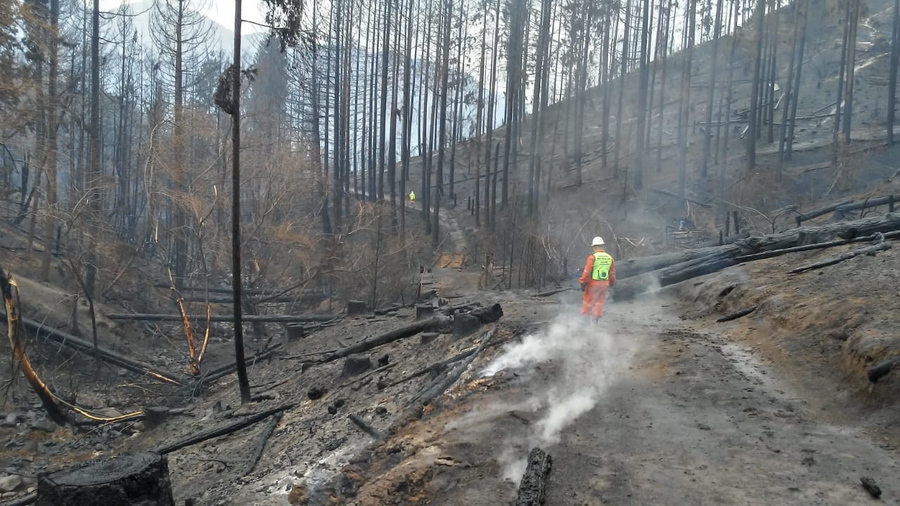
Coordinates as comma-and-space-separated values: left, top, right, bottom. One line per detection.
591, 236, 605, 246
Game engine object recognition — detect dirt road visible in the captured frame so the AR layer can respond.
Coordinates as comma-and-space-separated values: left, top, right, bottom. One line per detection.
373, 292, 899, 505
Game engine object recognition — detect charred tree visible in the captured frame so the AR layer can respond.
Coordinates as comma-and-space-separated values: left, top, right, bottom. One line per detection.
890, 0, 900, 145
746, 0, 765, 170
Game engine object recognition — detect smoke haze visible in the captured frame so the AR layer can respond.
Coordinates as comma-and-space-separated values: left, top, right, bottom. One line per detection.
481, 310, 641, 482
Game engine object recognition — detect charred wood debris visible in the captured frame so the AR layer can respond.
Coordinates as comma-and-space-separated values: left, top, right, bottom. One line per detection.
1, 270, 508, 505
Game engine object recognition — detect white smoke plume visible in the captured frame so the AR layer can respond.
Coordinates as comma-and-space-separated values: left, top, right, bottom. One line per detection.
480, 310, 640, 482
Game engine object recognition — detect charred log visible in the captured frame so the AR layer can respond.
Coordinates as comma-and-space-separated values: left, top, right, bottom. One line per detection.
531, 287, 572, 297
195, 344, 282, 386
860, 477, 882, 498
613, 247, 741, 301
105, 313, 340, 323
514, 447, 553, 506
243, 412, 283, 477
716, 306, 758, 323
405, 330, 494, 418
156, 404, 293, 455
348, 413, 383, 440
795, 200, 853, 226
735, 230, 900, 262
323, 317, 450, 363
789, 238, 890, 274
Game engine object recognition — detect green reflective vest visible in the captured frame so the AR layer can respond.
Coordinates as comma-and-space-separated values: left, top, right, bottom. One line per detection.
591, 252, 613, 281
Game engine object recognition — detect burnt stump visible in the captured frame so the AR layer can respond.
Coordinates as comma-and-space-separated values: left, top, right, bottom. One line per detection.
36, 451, 174, 506
347, 300, 367, 316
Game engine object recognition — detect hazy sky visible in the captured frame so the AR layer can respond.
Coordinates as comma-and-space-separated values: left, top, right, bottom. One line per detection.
98, 0, 269, 33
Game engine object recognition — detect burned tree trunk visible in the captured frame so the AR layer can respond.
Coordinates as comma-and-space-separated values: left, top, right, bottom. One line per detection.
2, 267, 67, 425
613, 247, 741, 300
36, 452, 174, 506
515, 447, 553, 506
612, 213, 900, 301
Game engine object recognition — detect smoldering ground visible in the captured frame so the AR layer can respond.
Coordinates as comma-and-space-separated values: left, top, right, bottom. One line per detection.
476, 308, 643, 482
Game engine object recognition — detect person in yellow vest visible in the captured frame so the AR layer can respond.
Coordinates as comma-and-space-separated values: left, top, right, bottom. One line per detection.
409, 191, 416, 203
578, 236, 616, 322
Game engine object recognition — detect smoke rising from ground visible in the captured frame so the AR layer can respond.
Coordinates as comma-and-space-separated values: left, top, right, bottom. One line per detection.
481, 310, 641, 482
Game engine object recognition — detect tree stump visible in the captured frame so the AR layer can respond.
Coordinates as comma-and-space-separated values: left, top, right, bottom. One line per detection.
36, 452, 174, 506
415, 304, 435, 320
347, 300, 367, 316
284, 323, 308, 340
341, 354, 373, 378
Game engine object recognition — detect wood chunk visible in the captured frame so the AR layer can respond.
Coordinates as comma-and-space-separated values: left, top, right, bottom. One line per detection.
860, 476, 882, 498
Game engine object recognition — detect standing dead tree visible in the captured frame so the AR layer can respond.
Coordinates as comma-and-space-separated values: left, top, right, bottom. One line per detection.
1, 265, 67, 425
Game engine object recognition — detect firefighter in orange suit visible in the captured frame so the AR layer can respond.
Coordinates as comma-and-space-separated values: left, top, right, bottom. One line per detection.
578, 236, 616, 322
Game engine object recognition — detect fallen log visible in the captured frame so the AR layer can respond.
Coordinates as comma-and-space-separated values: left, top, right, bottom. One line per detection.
531, 287, 572, 297
387, 331, 495, 435
195, 344, 282, 387
515, 447, 553, 506
152, 283, 328, 297
180, 294, 310, 304
35, 452, 174, 506
743, 212, 900, 252
834, 195, 896, 214
242, 411, 283, 477
615, 246, 731, 280
0, 313, 183, 385
613, 246, 741, 301
716, 306, 758, 323
735, 230, 900, 262
386, 347, 479, 388
650, 187, 713, 208
156, 404, 294, 455
612, 213, 900, 300
795, 200, 854, 226
348, 413, 383, 440
105, 313, 340, 323
410, 330, 494, 408
789, 239, 890, 274
322, 317, 449, 363
867, 356, 899, 383
337, 362, 396, 389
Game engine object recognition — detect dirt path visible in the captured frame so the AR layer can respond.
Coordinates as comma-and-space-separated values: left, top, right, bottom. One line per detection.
375, 292, 899, 505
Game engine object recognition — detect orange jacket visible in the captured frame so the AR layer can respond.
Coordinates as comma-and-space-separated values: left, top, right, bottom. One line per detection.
579, 250, 616, 286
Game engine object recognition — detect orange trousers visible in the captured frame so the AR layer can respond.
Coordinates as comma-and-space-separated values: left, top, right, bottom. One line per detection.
581, 282, 609, 318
